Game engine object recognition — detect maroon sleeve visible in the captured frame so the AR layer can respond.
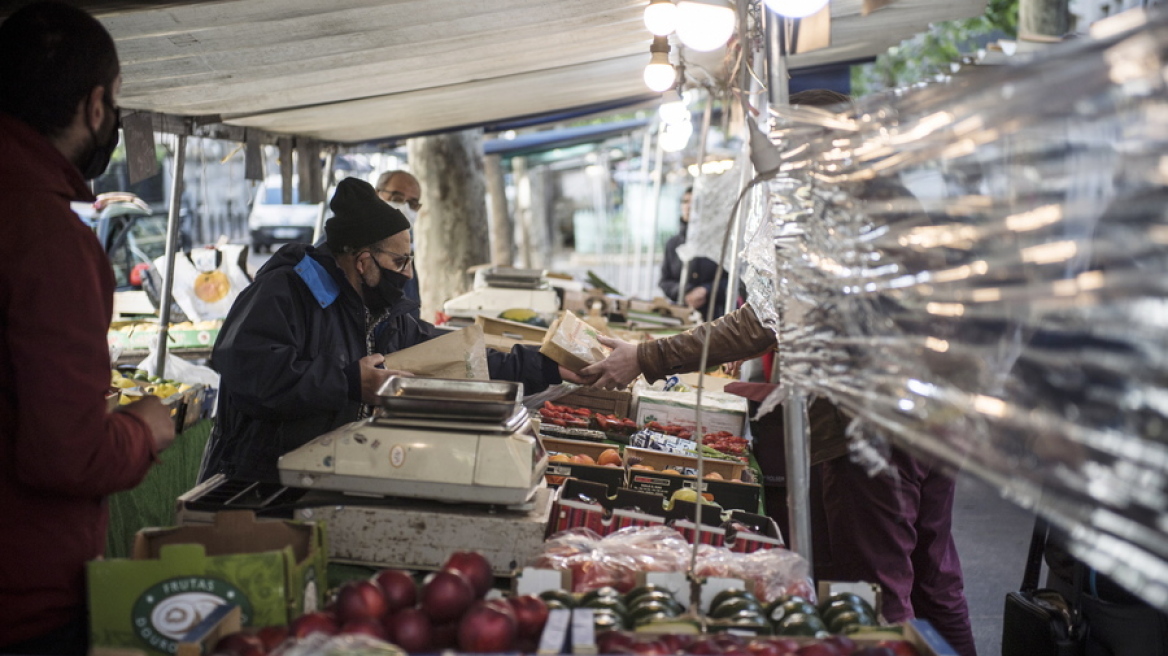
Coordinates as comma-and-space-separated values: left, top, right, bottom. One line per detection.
5, 208, 156, 496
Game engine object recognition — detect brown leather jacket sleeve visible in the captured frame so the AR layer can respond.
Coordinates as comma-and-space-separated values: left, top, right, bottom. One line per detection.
636, 305, 776, 383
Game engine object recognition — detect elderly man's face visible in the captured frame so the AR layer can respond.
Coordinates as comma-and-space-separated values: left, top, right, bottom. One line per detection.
377, 174, 422, 212
361, 231, 414, 284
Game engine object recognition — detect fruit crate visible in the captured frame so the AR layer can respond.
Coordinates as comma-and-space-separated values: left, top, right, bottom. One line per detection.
554, 387, 632, 418
541, 437, 626, 494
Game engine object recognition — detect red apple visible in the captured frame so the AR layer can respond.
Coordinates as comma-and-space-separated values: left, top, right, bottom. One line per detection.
421, 569, 476, 623
387, 608, 433, 653
255, 625, 289, 652
687, 637, 726, 655
824, 636, 857, 655
431, 620, 460, 650
796, 643, 841, 656
632, 639, 670, 656
443, 551, 494, 598
457, 600, 518, 652
335, 580, 388, 624
659, 633, 695, 653
876, 641, 919, 656
747, 639, 789, 656
507, 594, 550, 639
213, 632, 263, 656
853, 648, 896, 656
714, 634, 747, 649
342, 619, 389, 641
289, 611, 339, 639
597, 630, 638, 653
373, 569, 418, 614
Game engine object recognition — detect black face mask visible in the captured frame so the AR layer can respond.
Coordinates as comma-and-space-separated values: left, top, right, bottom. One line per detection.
361, 265, 410, 314
80, 93, 120, 180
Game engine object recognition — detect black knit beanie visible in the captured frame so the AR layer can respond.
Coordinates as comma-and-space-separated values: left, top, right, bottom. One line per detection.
325, 177, 410, 252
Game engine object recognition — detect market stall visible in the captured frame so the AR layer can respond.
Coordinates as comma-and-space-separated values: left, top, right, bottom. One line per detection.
44, 1, 1168, 656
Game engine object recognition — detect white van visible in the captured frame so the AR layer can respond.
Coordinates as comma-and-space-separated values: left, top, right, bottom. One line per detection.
247, 176, 323, 253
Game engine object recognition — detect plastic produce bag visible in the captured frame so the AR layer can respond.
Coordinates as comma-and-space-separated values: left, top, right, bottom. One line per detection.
152, 245, 251, 322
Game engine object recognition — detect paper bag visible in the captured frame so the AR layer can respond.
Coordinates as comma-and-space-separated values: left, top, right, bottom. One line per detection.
540, 311, 609, 372
382, 325, 489, 379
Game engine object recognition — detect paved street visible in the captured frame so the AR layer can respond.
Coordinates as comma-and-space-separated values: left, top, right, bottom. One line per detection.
951, 470, 1034, 656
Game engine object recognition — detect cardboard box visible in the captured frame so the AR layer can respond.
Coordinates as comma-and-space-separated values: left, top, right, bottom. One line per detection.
554, 388, 632, 418
635, 389, 748, 437
475, 315, 548, 344
624, 446, 746, 481
548, 479, 666, 537
540, 311, 608, 372
88, 511, 327, 656
542, 437, 626, 494
176, 604, 241, 656
625, 447, 759, 512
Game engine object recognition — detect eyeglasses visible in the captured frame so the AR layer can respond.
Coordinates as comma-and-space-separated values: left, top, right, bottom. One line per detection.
368, 247, 414, 273
377, 189, 423, 212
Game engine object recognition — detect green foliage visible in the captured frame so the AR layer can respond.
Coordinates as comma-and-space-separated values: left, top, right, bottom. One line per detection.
851, 0, 1019, 96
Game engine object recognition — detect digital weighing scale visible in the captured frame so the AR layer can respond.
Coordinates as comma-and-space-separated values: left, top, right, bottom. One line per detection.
277, 377, 548, 506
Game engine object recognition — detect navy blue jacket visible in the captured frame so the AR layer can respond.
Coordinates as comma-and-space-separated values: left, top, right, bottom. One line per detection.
200, 243, 558, 484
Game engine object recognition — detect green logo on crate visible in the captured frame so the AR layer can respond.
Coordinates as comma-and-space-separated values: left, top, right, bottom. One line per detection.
132, 577, 253, 653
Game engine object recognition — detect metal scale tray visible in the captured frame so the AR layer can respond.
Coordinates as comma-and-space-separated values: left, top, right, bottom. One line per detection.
376, 376, 521, 423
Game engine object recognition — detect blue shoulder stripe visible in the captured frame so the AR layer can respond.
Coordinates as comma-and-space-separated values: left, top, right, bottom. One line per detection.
294, 254, 340, 308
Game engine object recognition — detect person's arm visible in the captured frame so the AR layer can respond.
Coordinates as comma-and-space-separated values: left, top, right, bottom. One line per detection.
486, 345, 563, 395
213, 276, 354, 420
6, 221, 160, 497
638, 305, 775, 381
575, 305, 775, 389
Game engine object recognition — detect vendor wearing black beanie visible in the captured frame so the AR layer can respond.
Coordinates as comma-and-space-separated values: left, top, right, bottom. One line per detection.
200, 175, 564, 485
326, 177, 411, 253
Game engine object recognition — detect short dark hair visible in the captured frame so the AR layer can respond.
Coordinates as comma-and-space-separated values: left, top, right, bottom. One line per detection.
0, 2, 120, 138
789, 89, 851, 108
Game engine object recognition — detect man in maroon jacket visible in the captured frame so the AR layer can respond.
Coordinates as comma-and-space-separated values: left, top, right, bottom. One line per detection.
0, 3, 176, 654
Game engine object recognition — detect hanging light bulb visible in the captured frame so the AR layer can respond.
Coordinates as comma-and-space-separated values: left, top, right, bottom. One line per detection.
763, 0, 830, 19
643, 36, 676, 92
675, 0, 735, 52
644, 0, 677, 36
660, 117, 694, 153
658, 89, 690, 125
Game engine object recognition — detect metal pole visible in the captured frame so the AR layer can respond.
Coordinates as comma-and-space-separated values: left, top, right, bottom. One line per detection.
154, 129, 189, 379
645, 120, 666, 298
679, 96, 715, 307
627, 127, 654, 296
783, 389, 813, 565
763, 11, 813, 564
312, 149, 337, 245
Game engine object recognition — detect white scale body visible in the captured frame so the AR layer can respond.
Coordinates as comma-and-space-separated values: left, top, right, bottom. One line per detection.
278, 415, 548, 506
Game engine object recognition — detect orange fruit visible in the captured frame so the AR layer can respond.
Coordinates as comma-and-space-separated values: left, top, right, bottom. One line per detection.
630, 464, 655, 471
572, 454, 596, 466
661, 469, 682, 476
546, 474, 566, 485
549, 454, 571, 463
598, 448, 622, 467
704, 471, 724, 480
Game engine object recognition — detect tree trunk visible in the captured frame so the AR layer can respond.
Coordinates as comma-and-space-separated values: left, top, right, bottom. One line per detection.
512, 157, 551, 269
483, 154, 513, 267
407, 129, 491, 321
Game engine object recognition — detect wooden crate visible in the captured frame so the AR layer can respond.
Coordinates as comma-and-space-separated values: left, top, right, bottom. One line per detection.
555, 387, 632, 418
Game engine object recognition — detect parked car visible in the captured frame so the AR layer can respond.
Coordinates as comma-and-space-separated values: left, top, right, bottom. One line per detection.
248, 176, 323, 253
